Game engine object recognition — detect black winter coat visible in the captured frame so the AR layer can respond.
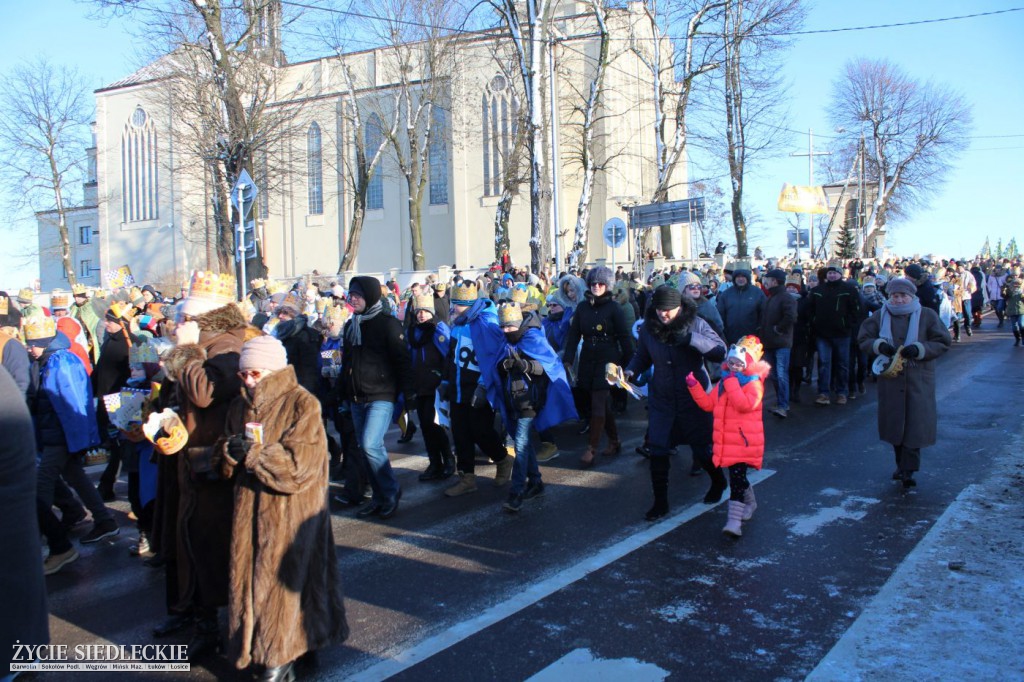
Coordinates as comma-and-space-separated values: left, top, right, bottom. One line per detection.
92, 325, 137, 431
408, 321, 448, 395
759, 286, 798, 349
276, 316, 323, 394
564, 292, 632, 391
809, 279, 861, 339
340, 313, 413, 404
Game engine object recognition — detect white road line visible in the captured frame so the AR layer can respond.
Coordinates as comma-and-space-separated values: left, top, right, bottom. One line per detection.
336, 468, 776, 682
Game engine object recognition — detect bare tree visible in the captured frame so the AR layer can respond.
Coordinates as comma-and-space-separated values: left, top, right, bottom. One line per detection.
688, 180, 731, 256
716, 0, 803, 258
0, 58, 91, 286
631, 0, 724, 259
827, 58, 972, 256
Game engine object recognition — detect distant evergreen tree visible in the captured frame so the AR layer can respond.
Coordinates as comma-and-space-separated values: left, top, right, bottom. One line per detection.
980, 237, 991, 258
834, 221, 857, 259
995, 238, 1004, 259
1007, 238, 1019, 260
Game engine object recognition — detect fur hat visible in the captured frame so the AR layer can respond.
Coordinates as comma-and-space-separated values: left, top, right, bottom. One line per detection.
586, 266, 614, 288
886, 277, 917, 298
498, 302, 524, 328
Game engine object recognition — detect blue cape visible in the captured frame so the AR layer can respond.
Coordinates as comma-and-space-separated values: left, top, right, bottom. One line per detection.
42, 347, 100, 452
452, 298, 505, 407
491, 325, 578, 433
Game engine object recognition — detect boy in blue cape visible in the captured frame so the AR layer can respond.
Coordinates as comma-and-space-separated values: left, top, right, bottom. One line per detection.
492, 302, 578, 513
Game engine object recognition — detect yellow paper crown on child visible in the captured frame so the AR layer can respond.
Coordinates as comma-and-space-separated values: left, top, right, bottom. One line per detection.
129, 341, 161, 367
24, 315, 57, 341
734, 335, 764, 363
0, 297, 8, 316
450, 282, 477, 305
250, 278, 267, 290
50, 292, 70, 310
510, 286, 529, 305
187, 270, 237, 304
315, 297, 330, 314
497, 302, 524, 327
71, 283, 89, 296
324, 304, 349, 325
17, 288, 34, 304
108, 301, 134, 320
266, 280, 287, 295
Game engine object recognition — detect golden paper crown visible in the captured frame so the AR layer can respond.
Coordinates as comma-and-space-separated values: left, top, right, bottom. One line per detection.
0, 298, 8, 316
50, 292, 70, 310
324, 305, 349, 325
412, 294, 435, 312
315, 297, 331, 314
450, 282, 477, 303
498, 302, 524, 327
24, 315, 57, 341
510, 287, 529, 305
108, 301, 134, 320
734, 335, 764, 363
266, 280, 287, 295
250, 278, 267, 290
188, 270, 237, 304
71, 283, 89, 296
129, 286, 144, 301
129, 342, 160, 366
17, 288, 34, 303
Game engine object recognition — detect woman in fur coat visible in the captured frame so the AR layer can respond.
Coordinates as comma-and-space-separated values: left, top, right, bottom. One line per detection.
221, 335, 348, 682
687, 336, 769, 538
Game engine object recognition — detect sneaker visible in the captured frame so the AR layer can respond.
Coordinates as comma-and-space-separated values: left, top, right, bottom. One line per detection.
494, 455, 515, 486
835, 394, 848, 405
129, 533, 151, 557
523, 479, 545, 500
81, 520, 119, 544
536, 442, 559, 462
771, 407, 788, 419
44, 548, 80, 575
815, 394, 831, 406
503, 492, 524, 513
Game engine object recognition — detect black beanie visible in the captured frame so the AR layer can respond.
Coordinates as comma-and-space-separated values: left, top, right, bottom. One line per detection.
348, 276, 382, 308
652, 285, 682, 310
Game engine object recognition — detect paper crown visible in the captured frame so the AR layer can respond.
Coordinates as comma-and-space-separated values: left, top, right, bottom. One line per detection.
107, 301, 134, 320
498, 302, 524, 327
0, 298, 8, 316
250, 278, 267, 290
50, 292, 70, 310
17, 288, 34, 303
412, 294, 435, 313
129, 342, 160, 367
729, 335, 764, 366
24, 315, 57, 341
315, 297, 331, 314
450, 282, 477, 304
187, 270, 236, 304
324, 305, 349, 324
785, 274, 803, 286
71, 283, 89, 296
266, 279, 287, 295
510, 286, 529, 305
129, 285, 144, 300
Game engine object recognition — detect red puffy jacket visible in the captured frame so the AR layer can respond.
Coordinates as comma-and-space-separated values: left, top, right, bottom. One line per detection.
687, 361, 769, 468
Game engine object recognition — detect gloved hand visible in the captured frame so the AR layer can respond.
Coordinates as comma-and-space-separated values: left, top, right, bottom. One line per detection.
674, 332, 692, 347
685, 372, 699, 388
502, 356, 530, 373
470, 383, 489, 409
877, 341, 896, 356
438, 382, 451, 402
899, 345, 921, 359
227, 435, 253, 465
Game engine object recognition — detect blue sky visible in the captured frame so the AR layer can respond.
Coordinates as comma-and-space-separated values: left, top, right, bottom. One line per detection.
1, 0, 1021, 287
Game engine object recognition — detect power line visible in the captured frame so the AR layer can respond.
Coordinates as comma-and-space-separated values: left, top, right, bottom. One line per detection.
742, 6, 1024, 37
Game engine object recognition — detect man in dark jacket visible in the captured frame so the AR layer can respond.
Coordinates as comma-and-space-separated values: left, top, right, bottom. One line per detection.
905, 263, 940, 315
759, 269, 797, 418
273, 297, 323, 394
809, 262, 861, 405
626, 287, 727, 521
339, 276, 413, 520
92, 303, 138, 500
715, 266, 765, 344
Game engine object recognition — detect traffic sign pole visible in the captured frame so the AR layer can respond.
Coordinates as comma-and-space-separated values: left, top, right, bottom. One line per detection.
238, 183, 247, 299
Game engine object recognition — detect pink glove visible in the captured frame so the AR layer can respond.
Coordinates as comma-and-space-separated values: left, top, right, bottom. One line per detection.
685, 372, 698, 388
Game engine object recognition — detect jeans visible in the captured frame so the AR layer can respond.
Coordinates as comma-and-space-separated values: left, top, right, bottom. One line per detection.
993, 299, 1006, 323
509, 416, 540, 495
764, 347, 790, 410
348, 401, 399, 504
1010, 315, 1024, 336
962, 297, 972, 323
816, 336, 850, 397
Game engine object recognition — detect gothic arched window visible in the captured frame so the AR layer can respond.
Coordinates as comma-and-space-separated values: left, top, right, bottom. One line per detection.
121, 106, 158, 222
365, 114, 384, 210
481, 75, 517, 197
307, 122, 323, 215
429, 107, 448, 205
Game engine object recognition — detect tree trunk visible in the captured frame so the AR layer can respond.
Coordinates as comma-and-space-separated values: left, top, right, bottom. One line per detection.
340, 194, 367, 273
409, 199, 425, 271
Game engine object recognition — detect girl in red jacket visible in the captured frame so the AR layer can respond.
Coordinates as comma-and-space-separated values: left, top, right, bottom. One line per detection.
686, 335, 769, 537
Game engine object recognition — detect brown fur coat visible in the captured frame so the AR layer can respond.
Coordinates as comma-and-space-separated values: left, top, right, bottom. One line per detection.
162, 303, 250, 610
221, 365, 348, 669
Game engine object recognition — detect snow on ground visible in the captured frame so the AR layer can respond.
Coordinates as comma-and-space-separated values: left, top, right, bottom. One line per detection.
806, 444, 1024, 681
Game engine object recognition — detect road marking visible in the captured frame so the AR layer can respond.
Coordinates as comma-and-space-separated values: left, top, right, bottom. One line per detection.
525, 648, 669, 681
784, 495, 880, 537
339, 468, 776, 681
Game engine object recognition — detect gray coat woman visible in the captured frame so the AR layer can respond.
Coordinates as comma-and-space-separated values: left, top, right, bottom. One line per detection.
857, 277, 951, 487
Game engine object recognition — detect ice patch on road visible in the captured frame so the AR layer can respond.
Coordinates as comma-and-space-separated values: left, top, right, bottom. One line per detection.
527, 648, 669, 681
653, 602, 697, 623
785, 495, 880, 537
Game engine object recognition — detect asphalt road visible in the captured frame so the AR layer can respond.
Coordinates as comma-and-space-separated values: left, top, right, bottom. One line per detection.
41, 321, 1022, 681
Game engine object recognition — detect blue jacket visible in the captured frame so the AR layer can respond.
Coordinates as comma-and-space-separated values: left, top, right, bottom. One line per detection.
28, 334, 100, 452
445, 298, 504, 405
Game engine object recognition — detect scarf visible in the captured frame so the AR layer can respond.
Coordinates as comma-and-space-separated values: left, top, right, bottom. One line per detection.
879, 298, 922, 348
344, 301, 383, 347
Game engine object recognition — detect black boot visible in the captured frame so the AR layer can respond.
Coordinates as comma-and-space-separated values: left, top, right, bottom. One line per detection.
186, 615, 222, 660
1014, 329, 1021, 347
398, 420, 417, 444
645, 457, 670, 521
440, 449, 456, 479
258, 661, 296, 682
701, 462, 728, 503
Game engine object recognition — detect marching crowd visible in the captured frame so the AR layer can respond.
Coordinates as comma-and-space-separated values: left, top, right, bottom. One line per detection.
2, 251, 1021, 681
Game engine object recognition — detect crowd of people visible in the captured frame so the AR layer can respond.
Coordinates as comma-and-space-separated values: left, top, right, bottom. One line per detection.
2, 250, 1020, 680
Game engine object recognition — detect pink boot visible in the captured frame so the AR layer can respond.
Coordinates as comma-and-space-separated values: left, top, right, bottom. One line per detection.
741, 487, 757, 521
722, 500, 744, 537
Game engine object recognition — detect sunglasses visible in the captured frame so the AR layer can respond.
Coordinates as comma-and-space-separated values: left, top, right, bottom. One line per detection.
238, 369, 266, 380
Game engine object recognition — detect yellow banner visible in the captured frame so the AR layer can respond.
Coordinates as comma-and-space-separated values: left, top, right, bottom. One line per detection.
777, 183, 829, 214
